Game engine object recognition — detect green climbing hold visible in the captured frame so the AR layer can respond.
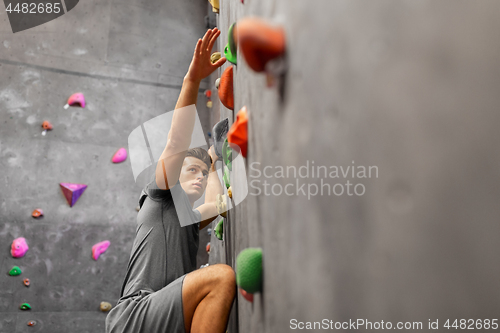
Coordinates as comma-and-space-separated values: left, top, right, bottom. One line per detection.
224, 43, 237, 65
214, 219, 224, 240
223, 165, 230, 189
222, 138, 232, 170
9, 266, 21, 276
228, 23, 237, 57
20, 303, 31, 310
236, 248, 263, 294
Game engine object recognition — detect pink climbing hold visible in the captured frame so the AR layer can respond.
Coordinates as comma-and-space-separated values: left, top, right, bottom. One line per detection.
239, 288, 254, 302
112, 148, 127, 163
11, 237, 29, 258
60, 183, 87, 207
92, 240, 110, 260
64, 93, 86, 109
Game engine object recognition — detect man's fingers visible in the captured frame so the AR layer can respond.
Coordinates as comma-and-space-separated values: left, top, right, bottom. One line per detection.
194, 39, 202, 56
200, 29, 213, 54
207, 29, 220, 52
212, 57, 227, 68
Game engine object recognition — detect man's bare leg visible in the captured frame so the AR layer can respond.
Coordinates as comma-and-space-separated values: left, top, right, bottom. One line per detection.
182, 264, 236, 333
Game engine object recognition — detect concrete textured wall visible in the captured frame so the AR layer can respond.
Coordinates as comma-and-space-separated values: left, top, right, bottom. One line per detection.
209, 0, 500, 332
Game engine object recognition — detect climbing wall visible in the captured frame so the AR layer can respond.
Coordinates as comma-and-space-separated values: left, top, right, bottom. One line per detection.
0, 0, 212, 331
209, 0, 500, 332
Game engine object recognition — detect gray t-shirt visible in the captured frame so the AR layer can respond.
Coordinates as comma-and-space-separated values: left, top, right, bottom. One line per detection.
118, 175, 201, 302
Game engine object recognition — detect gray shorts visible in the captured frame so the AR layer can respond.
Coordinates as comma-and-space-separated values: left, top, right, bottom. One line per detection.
105, 274, 186, 333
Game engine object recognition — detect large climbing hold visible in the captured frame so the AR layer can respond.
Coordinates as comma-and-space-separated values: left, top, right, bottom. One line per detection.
213, 118, 229, 160
20, 303, 32, 310
11, 237, 29, 258
9, 266, 22, 276
100, 301, 112, 312
112, 148, 127, 163
60, 183, 87, 207
223, 165, 231, 189
236, 247, 263, 294
235, 18, 285, 73
32, 208, 43, 218
222, 138, 233, 170
227, 106, 248, 158
216, 194, 228, 218
64, 92, 86, 109
92, 240, 111, 260
224, 23, 237, 65
218, 66, 234, 110
214, 219, 224, 240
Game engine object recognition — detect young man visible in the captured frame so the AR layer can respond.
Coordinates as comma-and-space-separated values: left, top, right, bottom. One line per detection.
106, 28, 236, 333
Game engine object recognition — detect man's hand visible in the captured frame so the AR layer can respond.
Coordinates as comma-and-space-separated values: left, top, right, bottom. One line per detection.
208, 145, 218, 170
185, 28, 226, 83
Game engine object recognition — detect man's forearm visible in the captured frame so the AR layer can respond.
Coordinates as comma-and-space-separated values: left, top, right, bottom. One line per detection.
205, 162, 224, 203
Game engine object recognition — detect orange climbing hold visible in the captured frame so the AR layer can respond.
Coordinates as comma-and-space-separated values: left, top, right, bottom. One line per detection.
234, 18, 285, 73
218, 66, 234, 110
42, 121, 53, 130
227, 106, 248, 158
32, 208, 43, 218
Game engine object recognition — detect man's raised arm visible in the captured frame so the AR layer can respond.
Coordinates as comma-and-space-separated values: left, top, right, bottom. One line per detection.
155, 28, 226, 190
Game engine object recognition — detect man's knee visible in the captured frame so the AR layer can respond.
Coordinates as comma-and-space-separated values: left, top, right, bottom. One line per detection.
212, 264, 236, 292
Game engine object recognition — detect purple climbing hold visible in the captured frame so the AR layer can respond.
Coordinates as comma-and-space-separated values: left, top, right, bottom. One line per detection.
112, 148, 127, 163
11, 237, 29, 258
60, 183, 87, 207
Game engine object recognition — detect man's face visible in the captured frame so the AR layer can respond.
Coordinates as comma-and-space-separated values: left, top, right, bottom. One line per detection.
179, 156, 209, 203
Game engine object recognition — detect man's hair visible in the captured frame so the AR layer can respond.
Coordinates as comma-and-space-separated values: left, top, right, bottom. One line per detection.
186, 148, 212, 170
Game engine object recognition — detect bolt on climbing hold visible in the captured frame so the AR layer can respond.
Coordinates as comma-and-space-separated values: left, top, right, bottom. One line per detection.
92, 240, 111, 261
23, 278, 30, 287
27, 320, 36, 326
239, 288, 254, 302
211, 52, 221, 64
206, 242, 211, 253
207, 228, 212, 236
234, 18, 286, 73
236, 248, 263, 294
11, 237, 29, 258
222, 138, 233, 170
136, 205, 141, 212
207, 0, 218, 13
60, 183, 87, 207
227, 106, 248, 158
112, 148, 127, 163
100, 301, 112, 312
228, 186, 232, 199
215, 78, 220, 89
205, 90, 212, 98
216, 194, 228, 218
213, 118, 229, 159
64, 92, 86, 109
223, 165, 230, 189
32, 208, 43, 218
9, 266, 22, 276
214, 219, 223, 240
20, 303, 32, 310
218, 66, 234, 110
42, 120, 53, 130
207, 100, 213, 108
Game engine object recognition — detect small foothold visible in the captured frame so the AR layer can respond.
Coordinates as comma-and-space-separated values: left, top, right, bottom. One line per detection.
100, 301, 112, 312
206, 242, 211, 253
11, 237, 29, 258
213, 118, 229, 159
207, 100, 213, 108
207, 228, 212, 236
236, 247, 263, 294
42, 130, 47, 136
228, 186, 232, 199
32, 208, 43, 218
27, 320, 36, 326
9, 266, 22, 276
65, 92, 86, 108
240, 288, 254, 302
227, 106, 248, 158
60, 183, 87, 207
235, 18, 286, 73
214, 219, 224, 240
210, 52, 221, 64
215, 78, 220, 89
20, 303, 32, 310
223, 165, 230, 189
23, 278, 30, 287
42, 120, 53, 130
136, 205, 141, 212
205, 90, 212, 98
218, 66, 234, 110
112, 148, 127, 163
216, 194, 228, 218
92, 240, 110, 260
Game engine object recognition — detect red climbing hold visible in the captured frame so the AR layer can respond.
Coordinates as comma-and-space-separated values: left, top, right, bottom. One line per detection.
218, 66, 234, 110
42, 121, 53, 130
206, 242, 211, 253
239, 288, 254, 302
32, 208, 43, 218
204, 90, 212, 98
27, 320, 36, 326
64, 92, 86, 109
60, 183, 87, 207
227, 106, 248, 158
235, 18, 285, 73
